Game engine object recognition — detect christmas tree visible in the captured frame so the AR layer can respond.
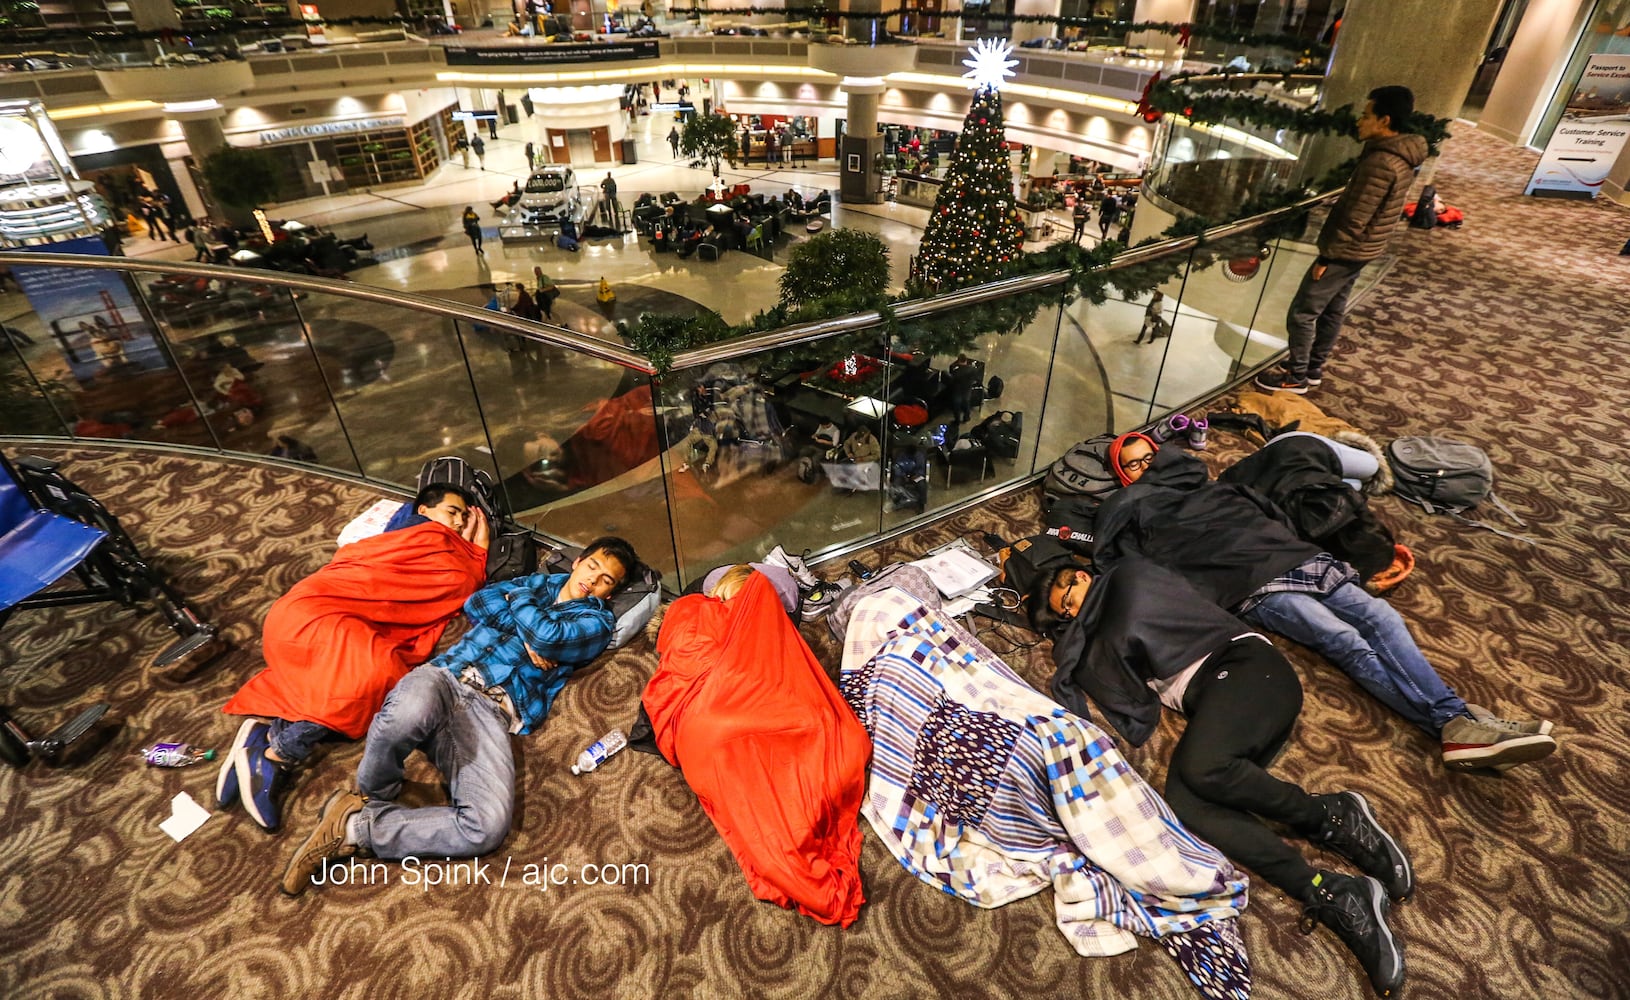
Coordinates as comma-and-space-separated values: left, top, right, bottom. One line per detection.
913, 39, 1026, 292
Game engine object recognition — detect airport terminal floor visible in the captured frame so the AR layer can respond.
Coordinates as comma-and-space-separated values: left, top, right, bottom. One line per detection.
2, 127, 1628, 999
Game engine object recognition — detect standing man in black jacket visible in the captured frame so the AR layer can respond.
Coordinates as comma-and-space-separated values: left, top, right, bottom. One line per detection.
1258, 86, 1427, 394
1039, 556, 1409, 999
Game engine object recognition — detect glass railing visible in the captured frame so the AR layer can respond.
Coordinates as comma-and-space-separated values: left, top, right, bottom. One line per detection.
1143, 74, 1323, 219
0, 193, 1333, 587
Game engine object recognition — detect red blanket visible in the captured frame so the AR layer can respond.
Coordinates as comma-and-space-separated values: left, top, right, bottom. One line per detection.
224, 521, 487, 738
643, 572, 871, 926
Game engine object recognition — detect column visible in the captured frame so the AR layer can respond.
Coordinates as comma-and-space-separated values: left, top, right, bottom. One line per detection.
179, 114, 229, 161
1130, 0, 1195, 62
1299, 0, 1504, 183
1479, 0, 1594, 146
841, 80, 885, 203
1010, 0, 1060, 47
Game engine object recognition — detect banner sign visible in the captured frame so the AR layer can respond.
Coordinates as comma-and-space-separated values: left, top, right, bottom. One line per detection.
9, 234, 168, 382
259, 117, 404, 145
1525, 53, 1630, 197
442, 40, 660, 66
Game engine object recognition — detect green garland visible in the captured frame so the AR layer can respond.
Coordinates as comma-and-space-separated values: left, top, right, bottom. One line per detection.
1147, 71, 1454, 155
671, 6, 1331, 58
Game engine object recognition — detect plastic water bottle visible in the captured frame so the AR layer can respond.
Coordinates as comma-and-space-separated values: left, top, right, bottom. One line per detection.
140, 742, 216, 768
571, 729, 627, 775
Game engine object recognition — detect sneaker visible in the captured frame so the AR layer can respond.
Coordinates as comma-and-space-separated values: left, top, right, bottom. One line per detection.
216, 718, 267, 809
1187, 416, 1209, 450
280, 789, 365, 897
1301, 870, 1406, 998
764, 544, 821, 592
1313, 791, 1413, 902
237, 738, 290, 832
799, 578, 849, 622
1441, 716, 1558, 771
1306, 371, 1324, 387
1149, 412, 1190, 444
1254, 370, 1309, 394
1465, 703, 1553, 736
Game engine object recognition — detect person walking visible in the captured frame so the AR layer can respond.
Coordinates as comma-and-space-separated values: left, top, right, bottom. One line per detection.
462, 206, 484, 254
600, 172, 620, 216
1071, 197, 1090, 242
667, 126, 681, 158
1257, 86, 1426, 395
533, 266, 560, 320
189, 219, 212, 262
741, 128, 752, 168
525, 141, 536, 172
471, 135, 487, 170
1097, 192, 1120, 241
456, 133, 471, 169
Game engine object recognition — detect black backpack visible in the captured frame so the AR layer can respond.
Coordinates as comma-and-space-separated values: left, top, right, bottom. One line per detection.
970, 410, 1023, 460
1409, 184, 1439, 229
415, 456, 537, 582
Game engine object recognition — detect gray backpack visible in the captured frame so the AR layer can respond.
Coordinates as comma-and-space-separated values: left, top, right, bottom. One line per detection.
1386, 436, 1529, 541
1043, 433, 1117, 506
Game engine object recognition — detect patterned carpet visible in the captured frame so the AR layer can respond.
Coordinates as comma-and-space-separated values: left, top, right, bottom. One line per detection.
3, 125, 1629, 1000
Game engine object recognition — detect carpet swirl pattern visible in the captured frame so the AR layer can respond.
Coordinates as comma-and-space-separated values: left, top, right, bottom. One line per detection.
2, 125, 1628, 1000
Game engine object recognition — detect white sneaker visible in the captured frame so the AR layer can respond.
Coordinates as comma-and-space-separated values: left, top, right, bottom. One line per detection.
1465, 703, 1553, 736
765, 544, 821, 592
798, 579, 849, 622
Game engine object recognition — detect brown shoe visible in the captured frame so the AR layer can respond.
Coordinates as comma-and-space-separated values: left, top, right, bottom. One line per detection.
280, 789, 365, 897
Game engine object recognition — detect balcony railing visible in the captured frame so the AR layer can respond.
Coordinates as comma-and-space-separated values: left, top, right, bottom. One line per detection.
0, 193, 1334, 586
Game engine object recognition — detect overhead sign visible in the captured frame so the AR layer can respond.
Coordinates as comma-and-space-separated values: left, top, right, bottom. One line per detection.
1525, 53, 1630, 198
451, 110, 501, 121
442, 41, 661, 66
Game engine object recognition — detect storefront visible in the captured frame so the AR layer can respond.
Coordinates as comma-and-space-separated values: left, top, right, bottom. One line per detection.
252, 106, 458, 197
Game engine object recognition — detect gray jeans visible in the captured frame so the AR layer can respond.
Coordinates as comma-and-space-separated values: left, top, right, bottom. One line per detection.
353, 664, 515, 860
1284, 259, 1367, 379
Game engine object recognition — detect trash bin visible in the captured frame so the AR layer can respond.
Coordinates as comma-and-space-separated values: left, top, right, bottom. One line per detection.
620, 138, 637, 165
507, 106, 520, 125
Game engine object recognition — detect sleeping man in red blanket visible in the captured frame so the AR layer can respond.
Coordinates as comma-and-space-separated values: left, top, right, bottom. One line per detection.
640, 563, 873, 926
218, 484, 490, 831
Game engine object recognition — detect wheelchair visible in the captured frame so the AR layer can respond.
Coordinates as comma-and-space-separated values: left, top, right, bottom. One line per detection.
0, 452, 225, 767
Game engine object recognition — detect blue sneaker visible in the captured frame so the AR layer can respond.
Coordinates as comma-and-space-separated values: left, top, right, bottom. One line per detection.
237, 733, 288, 832
216, 719, 267, 809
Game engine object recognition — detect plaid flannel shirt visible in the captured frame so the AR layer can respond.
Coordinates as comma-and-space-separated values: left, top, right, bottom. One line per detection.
432, 572, 614, 734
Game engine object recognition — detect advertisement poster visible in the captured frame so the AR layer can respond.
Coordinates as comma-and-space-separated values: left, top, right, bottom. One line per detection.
1525, 53, 1630, 197
9, 234, 169, 382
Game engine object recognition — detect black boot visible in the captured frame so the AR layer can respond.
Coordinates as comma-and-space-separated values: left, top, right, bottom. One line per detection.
1313, 791, 1414, 902
1301, 870, 1406, 998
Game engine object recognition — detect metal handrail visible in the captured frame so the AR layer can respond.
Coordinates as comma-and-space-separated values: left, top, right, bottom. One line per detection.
667, 188, 1341, 370
0, 251, 656, 372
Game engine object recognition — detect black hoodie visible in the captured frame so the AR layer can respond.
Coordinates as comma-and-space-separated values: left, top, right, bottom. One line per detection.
1050, 557, 1252, 747
1092, 449, 1322, 610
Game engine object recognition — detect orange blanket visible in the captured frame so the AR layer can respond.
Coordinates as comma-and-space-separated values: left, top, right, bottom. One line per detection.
224, 521, 487, 738
643, 572, 871, 927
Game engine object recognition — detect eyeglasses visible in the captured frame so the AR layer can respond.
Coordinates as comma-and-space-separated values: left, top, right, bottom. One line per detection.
431, 504, 470, 522
1121, 453, 1155, 472
1057, 578, 1088, 620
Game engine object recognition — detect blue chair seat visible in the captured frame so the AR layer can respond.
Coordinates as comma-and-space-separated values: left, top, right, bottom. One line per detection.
0, 509, 107, 611
0, 459, 108, 611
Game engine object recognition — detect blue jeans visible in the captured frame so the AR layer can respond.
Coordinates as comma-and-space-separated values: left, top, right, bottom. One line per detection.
352, 665, 516, 860
1243, 583, 1467, 735
268, 718, 338, 764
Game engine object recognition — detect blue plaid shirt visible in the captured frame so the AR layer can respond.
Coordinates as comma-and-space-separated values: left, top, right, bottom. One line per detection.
431, 572, 615, 734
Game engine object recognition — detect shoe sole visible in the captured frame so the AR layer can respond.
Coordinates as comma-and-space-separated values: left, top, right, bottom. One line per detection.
279, 789, 359, 897
237, 742, 282, 833
216, 718, 260, 808
1357, 876, 1406, 997
1443, 733, 1557, 771
1254, 378, 1308, 394
1345, 791, 1414, 902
